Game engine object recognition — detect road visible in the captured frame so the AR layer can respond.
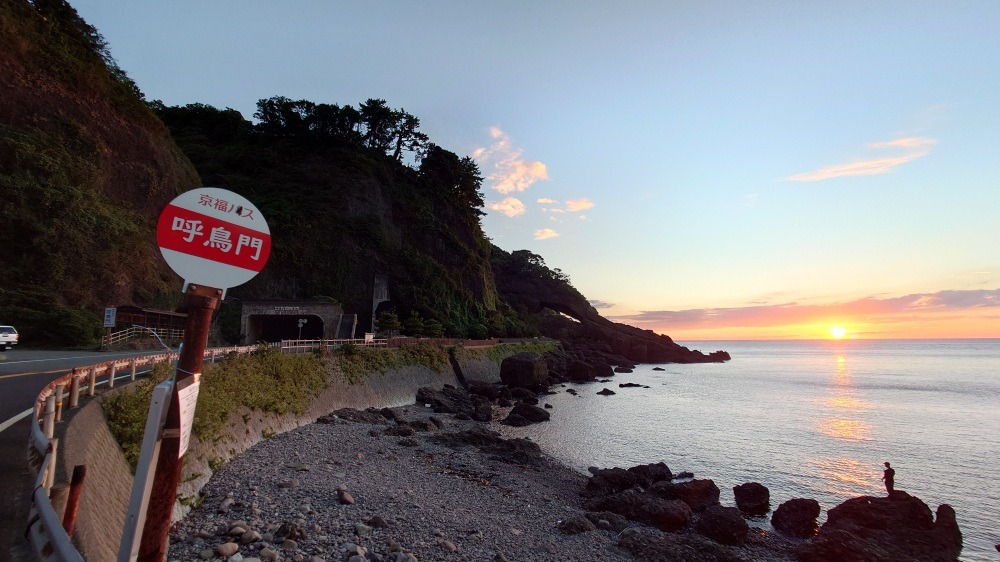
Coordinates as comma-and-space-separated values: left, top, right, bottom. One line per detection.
0, 348, 166, 562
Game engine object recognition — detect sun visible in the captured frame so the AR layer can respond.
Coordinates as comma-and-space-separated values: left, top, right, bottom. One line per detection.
830, 325, 847, 339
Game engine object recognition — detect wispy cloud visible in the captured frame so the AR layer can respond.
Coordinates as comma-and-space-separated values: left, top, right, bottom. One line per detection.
473, 127, 548, 194
609, 289, 1000, 330
534, 228, 559, 240
537, 197, 557, 204
487, 197, 526, 217
786, 137, 936, 182
565, 197, 595, 212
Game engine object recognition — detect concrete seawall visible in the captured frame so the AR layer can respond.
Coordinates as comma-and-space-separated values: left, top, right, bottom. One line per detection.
59, 351, 511, 561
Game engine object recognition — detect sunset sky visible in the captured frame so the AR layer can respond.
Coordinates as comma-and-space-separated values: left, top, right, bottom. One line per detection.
72, 1, 1000, 340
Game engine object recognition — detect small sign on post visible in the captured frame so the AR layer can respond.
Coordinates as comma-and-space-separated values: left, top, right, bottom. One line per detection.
103, 307, 117, 328
122, 188, 270, 562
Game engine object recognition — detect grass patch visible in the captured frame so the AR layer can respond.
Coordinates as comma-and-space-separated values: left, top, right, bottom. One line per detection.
332, 342, 450, 384
103, 346, 327, 470
454, 340, 559, 363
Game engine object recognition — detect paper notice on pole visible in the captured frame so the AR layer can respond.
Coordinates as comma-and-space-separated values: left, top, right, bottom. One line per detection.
176, 376, 201, 458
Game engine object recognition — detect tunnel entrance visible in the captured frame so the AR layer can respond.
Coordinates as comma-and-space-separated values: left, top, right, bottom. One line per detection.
241, 301, 347, 344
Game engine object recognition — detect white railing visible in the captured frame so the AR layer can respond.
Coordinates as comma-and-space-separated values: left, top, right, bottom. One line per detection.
101, 327, 185, 350
25, 345, 254, 561
277, 337, 388, 354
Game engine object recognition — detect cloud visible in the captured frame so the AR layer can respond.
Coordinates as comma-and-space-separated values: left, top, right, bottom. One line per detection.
534, 228, 559, 240
565, 197, 595, 212
537, 198, 557, 204
786, 137, 936, 182
608, 289, 1000, 330
473, 127, 548, 194
487, 197, 526, 217
578, 215, 587, 220
589, 299, 614, 309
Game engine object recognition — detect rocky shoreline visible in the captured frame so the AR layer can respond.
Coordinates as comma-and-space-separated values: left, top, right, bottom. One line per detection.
168, 352, 964, 562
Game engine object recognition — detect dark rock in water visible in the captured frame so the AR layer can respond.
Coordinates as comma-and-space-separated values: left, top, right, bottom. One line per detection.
614, 366, 634, 373
466, 380, 502, 401
567, 360, 597, 382
618, 527, 741, 562
674, 471, 694, 479
543, 403, 553, 409
558, 516, 597, 534
510, 387, 535, 400
771, 498, 820, 538
496, 397, 512, 407
596, 388, 616, 396
512, 401, 550, 422
696, 505, 749, 546
733, 482, 770, 516
797, 491, 962, 562
499, 353, 548, 389
649, 479, 720, 512
595, 362, 614, 377
708, 350, 731, 361
415, 385, 493, 422
598, 379, 612, 383
587, 489, 691, 531
619, 382, 644, 388
566, 388, 578, 395
517, 395, 539, 405
583, 463, 672, 498
652, 367, 665, 371
502, 413, 530, 427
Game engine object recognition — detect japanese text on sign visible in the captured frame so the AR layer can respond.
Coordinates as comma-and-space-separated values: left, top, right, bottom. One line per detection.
170, 217, 264, 260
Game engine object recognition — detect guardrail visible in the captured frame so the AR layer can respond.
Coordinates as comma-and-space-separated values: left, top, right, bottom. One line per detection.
276, 337, 388, 354
25, 345, 254, 561
101, 327, 185, 350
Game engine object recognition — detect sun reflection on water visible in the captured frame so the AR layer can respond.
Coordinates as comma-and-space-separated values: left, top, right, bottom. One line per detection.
812, 457, 876, 496
816, 354, 871, 440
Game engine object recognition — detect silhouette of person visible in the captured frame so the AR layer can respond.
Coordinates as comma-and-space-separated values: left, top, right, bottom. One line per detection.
881, 462, 895, 495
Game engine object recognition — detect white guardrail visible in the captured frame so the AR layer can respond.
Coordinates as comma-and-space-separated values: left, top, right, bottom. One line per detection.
25, 345, 254, 561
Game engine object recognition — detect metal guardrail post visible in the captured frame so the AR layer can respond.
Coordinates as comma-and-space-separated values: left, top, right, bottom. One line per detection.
131, 357, 138, 381
46, 438, 59, 494
63, 465, 86, 534
88, 368, 97, 396
108, 364, 117, 388
69, 376, 81, 409
43, 396, 56, 439
54, 384, 65, 423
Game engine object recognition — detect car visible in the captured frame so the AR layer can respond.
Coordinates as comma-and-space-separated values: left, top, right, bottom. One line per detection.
0, 325, 18, 350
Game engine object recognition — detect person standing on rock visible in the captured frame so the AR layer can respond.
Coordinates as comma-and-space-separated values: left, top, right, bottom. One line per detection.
881, 462, 895, 495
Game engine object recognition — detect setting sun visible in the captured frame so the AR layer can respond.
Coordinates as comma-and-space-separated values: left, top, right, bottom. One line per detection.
830, 325, 847, 339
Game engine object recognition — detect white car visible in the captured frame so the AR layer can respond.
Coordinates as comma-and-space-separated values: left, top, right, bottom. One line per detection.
0, 325, 18, 350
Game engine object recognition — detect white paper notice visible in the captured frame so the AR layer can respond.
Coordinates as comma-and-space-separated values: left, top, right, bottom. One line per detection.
177, 377, 201, 458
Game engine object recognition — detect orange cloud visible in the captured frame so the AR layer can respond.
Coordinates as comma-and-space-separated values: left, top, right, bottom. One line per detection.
537, 198, 557, 204
786, 137, 936, 182
534, 228, 559, 240
565, 197, 595, 212
609, 289, 1000, 339
487, 197, 526, 217
473, 127, 548, 194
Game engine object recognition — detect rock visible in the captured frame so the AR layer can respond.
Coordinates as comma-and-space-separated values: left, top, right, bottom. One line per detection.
797, 492, 962, 562
280, 538, 297, 550
732, 482, 770, 516
566, 360, 597, 382
558, 516, 597, 534
649, 478, 720, 512
240, 530, 262, 544
596, 388, 616, 395
613, 366, 633, 373
275, 521, 306, 541
218, 492, 235, 513
499, 353, 548, 389
277, 480, 298, 489
439, 539, 457, 551
584, 511, 631, 532
652, 367, 665, 371
674, 471, 694, 479
543, 403, 552, 409
696, 505, 749, 545
259, 548, 279, 561
618, 527, 741, 562
367, 515, 390, 528
355, 523, 372, 536
217, 542, 239, 557
347, 556, 366, 562
384, 425, 416, 437
504, 402, 549, 424
227, 554, 244, 562
199, 550, 214, 560
338, 489, 355, 505
587, 488, 691, 531
771, 498, 820, 538
566, 388, 578, 395
583, 462, 673, 497
431, 426, 544, 465
618, 382, 644, 388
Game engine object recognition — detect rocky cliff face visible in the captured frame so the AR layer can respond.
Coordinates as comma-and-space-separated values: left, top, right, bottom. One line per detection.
0, 0, 200, 345
491, 247, 729, 364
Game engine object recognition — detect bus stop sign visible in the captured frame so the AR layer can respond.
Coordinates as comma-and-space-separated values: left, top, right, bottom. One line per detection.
156, 187, 270, 290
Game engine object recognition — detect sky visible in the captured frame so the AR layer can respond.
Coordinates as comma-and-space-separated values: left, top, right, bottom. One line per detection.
71, 0, 1000, 340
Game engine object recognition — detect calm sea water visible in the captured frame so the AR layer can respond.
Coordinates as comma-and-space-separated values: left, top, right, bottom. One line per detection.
496, 339, 999, 562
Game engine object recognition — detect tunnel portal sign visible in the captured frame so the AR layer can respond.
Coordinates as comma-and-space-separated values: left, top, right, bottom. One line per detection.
157, 187, 271, 289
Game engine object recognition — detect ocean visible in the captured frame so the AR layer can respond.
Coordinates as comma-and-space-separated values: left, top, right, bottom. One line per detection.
495, 339, 999, 561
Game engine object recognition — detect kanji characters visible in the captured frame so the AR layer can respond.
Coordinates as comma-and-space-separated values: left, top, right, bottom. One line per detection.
236, 234, 264, 260
171, 217, 203, 242
203, 226, 233, 252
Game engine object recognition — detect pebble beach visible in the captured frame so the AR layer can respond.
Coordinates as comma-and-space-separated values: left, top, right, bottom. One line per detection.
168, 405, 799, 562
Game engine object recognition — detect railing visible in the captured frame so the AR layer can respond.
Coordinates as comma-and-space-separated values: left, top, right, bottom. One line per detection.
101, 326, 185, 350
277, 337, 389, 354
25, 345, 254, 561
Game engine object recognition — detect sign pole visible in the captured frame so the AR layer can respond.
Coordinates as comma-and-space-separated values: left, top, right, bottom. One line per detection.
136, 283, 220, 561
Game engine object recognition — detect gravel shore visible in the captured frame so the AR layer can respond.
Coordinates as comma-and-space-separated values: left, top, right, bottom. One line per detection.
168, 406, 799, 562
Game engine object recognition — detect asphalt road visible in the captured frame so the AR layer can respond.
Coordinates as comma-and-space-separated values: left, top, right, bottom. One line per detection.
0, 348, 165, 562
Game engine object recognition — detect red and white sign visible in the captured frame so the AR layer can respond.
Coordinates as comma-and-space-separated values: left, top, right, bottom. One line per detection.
157, 187, 270, 289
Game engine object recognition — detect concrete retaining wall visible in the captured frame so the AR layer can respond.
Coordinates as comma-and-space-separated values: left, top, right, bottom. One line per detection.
60, 347, 524, 560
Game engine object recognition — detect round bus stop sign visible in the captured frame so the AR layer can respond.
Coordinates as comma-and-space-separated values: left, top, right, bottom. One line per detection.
156, 187, 270, 290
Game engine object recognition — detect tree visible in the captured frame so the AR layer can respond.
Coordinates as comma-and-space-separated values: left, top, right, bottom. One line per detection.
375, 311, 402, 336
419, 144, 486, 216
423, 319, 445, 338
403, 311, 425, 337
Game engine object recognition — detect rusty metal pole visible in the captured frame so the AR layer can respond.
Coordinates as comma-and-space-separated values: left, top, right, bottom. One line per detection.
136, 284, 220, 561
62, 465, 87, 534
